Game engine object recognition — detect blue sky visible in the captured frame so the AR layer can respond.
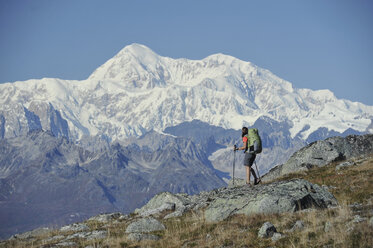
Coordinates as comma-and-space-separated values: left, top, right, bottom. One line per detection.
1, 0, 372, 105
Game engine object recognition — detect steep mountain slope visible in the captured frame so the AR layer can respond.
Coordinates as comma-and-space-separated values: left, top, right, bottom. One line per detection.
1, 44, 372, 142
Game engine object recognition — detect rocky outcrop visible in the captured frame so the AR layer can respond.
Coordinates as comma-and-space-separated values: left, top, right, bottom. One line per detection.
6, 213, 119, 246
258, 222, 277, 238
288, 220, 305, 232
204, 179, 337, 222
63, 230, 107, 241
60, 223, 90, 233
134, 191, 214, 220
125, 217, 165, 241
134, 192, 190, 217
9, 227, 50, 241
136, 179, 337, 223
28, 102, 70, 138
0, 104, 42, 139
125, 217, 165, 234
87, 212, 125, 223
263, 134, 373, 182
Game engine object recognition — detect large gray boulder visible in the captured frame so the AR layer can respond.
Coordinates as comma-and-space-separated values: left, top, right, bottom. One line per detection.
125, 217, 165, 234
263, 134, 373, 182
134, 192, 190, 217
204, 179, 337, 222
289, 220, 305, 232
138, 178, 338, 223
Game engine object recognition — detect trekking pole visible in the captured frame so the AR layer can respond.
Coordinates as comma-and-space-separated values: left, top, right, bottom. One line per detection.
233, 145, 236, 186
254, 160, 261, 183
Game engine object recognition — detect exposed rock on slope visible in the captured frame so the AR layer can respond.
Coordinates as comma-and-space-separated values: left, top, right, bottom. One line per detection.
136, 179, 338, 222
204, 179, 337, 222
263, 134, 373, 182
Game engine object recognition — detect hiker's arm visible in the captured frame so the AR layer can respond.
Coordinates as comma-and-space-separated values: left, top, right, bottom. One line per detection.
236, 141, 247, 151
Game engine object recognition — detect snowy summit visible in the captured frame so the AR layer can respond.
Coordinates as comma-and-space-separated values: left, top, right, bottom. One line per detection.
0, 43, 372, 141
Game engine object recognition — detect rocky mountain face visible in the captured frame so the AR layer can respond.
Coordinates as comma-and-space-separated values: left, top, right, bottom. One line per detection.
262, 134, 373, 182
0, 130, 225, 239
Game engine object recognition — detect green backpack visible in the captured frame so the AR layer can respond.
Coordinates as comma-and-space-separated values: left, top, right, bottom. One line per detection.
247, 128, 262, 154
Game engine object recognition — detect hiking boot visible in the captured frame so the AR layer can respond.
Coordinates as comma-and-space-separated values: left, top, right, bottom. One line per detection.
254, 178, 261, 185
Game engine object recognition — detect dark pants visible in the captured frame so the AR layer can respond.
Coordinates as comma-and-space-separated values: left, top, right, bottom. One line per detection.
244, 152, 257, 179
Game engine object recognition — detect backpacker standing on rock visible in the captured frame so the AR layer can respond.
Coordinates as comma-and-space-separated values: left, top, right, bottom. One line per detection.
234, 127, 261, 186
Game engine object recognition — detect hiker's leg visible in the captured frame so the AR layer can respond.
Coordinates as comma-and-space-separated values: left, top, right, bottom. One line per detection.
248, 153, 257, 183
248, 153, 256, 176
245, 165, 251, 184
250, 167, 257, 180
243, 153, 251, 184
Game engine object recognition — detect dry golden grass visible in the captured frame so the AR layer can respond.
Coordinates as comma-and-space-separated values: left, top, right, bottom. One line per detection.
1, 155, 372, 248
279, 155, 373, 205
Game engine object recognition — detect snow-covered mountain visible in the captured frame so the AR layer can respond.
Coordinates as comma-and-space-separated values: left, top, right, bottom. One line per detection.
1, 43, 372, 142
1, 44, 372, 238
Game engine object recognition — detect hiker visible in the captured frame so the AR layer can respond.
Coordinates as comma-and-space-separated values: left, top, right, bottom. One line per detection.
234, 127, 260, 186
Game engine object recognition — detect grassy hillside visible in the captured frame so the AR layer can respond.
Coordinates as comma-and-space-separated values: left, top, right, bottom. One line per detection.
1, 155, 372, 248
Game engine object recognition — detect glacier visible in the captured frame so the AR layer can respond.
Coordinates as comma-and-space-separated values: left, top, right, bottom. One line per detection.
0, 43, 372, 142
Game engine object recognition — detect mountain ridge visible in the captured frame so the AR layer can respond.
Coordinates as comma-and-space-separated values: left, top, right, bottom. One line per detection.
1, 43, 372, 142
0, 129, 225, 239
